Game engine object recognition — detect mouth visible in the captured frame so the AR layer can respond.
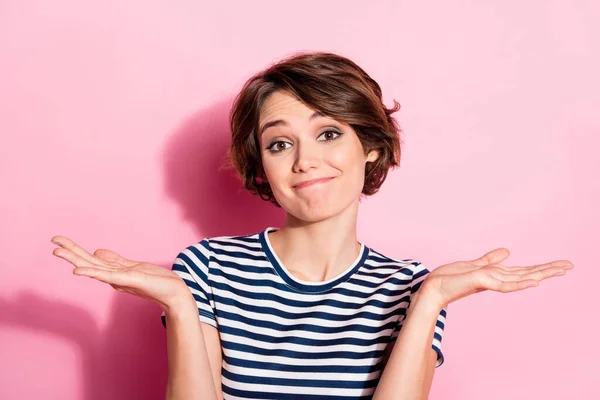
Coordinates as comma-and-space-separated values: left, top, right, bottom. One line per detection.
293, 177, 335, 189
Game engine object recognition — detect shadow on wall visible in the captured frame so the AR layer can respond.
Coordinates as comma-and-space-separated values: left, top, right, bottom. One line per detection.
1, 99, 285, 399
163, 98, 285, 239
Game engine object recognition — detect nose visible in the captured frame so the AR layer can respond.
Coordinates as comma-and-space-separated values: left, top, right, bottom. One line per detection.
292, 138, 320, 173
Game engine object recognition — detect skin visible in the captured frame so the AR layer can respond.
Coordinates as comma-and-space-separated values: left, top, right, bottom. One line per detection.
51, 90, 574, 399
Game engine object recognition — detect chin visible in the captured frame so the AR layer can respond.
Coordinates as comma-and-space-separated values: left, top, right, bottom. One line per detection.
277, 195, 358, 223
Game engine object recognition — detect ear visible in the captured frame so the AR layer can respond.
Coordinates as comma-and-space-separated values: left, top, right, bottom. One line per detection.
366, 149, 380, 163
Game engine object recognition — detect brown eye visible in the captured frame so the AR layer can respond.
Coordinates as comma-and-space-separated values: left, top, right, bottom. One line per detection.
317, 130, 342, 141
267, 141, 292, 153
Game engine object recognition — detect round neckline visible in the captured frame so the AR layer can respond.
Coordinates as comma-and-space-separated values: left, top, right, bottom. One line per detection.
258, 226, 369, 293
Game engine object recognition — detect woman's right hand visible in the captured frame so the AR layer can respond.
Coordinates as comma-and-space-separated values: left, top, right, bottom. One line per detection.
51, 235, 192, 313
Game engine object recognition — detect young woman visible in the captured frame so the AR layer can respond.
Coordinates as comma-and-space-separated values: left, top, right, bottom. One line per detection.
51, 52, 574, 400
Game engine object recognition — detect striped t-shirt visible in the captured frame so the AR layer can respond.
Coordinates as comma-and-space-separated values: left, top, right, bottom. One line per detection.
161, 226, 447, 399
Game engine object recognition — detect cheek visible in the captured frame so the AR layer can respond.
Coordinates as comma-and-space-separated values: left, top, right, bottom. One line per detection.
331, 143, 366, 174
262, 156, 286, 185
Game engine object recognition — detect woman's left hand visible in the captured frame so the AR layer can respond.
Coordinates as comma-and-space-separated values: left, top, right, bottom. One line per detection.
420, 248, 574, 308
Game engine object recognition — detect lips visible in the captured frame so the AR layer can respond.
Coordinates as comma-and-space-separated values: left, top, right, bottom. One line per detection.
293, 177, 335, 189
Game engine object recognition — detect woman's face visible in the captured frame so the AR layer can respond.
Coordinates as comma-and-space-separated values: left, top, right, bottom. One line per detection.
258, 90, 378, 222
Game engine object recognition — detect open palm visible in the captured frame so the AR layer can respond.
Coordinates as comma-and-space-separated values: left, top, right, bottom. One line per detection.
423, 248, 574, 306
51, 235, 191, 312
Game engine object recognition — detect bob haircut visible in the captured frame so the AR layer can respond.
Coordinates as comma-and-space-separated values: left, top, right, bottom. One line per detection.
226, 51, 402, 207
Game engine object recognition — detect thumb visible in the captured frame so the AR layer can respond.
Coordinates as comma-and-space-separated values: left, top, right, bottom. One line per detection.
94, 249, 137, 267
471, 248, 510, 267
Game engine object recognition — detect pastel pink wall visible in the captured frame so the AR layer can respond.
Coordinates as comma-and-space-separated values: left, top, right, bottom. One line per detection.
1, 1, 598, 399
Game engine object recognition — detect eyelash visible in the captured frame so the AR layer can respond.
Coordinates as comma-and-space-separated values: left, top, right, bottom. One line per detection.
266, 130, 343, 153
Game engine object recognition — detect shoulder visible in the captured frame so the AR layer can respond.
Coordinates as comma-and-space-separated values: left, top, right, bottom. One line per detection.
206, 231, 262, 249
365, 246, 426, 278
178, 230, 264, 261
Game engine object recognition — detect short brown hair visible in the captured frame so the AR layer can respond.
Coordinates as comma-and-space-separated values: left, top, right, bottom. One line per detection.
225, 51, 402, 207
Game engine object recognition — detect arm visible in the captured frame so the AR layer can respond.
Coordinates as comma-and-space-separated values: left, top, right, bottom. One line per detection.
48, 237, 224, 400
374, 246, 575, 399
373, 287, 443, 400
165, 296, 223, 400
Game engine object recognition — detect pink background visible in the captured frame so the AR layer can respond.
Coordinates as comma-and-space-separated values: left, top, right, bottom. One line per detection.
1, 1, 598, 399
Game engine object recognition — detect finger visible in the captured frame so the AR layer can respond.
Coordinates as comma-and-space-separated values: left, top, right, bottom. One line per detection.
52, 236, 105, 266
495, 260, 574, 275
54, 248, 118, 275
493, 266, 569, 284
110, 284, 128, 293
520, 266, 570, 281
489, 272, 524, 282
74, 267, 131, 286
53, 247, 98, 269
485, 276, 539, 293
93, 248, 138, 267
471, 248, 510, 268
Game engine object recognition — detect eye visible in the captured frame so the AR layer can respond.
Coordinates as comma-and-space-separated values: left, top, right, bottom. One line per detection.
317, 130, 342, 141
266, 140, 292, 153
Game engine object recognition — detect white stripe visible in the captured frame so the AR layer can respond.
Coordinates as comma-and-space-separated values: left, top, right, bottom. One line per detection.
220, 316, 395, 342
220, 331, 388, 355
223, 348, 378, 367
211, 241, 265, 257
211, 236, 262, 248
220, 375, 376, 397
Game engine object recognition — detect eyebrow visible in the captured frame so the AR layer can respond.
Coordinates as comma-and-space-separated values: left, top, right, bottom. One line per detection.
259, 111, 325, 136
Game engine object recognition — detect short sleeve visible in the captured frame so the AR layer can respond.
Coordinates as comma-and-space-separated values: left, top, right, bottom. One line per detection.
160, 238, 218, 329
390, 261, 447, 368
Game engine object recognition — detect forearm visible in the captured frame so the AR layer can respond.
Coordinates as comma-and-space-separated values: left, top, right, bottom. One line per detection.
373, 290, 443, 400
165, 298, 219, 400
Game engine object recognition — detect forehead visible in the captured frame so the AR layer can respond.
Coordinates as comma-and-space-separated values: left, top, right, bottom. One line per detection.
259, 91, 315, 123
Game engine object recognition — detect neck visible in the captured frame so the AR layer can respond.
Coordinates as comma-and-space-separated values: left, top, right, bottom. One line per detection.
268, 199, 362, 282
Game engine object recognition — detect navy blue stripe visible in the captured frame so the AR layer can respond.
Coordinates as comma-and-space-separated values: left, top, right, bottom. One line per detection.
437, 318, 445, 330
212, 280, 408, 310
172, 259, 212, 304
355, 267, 412, 279
222, 341, 385, 360
177, 249, 209, 278
210, 256, 277, 275
211, 246, 268, 262
219, 324, 390, 348
223, 354, 383, 374
366, 253, 402, 264
172, 263, 203, 291
413, 265, 430, 280
347, 275, 411, 289
212, 235, 260, 245
260, 228, 370, 293
216, 308, 398, 334
211, 267, 412, 299
360, 262, 411, 272
222, 385, 374, 400
213, 292, 403, 322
